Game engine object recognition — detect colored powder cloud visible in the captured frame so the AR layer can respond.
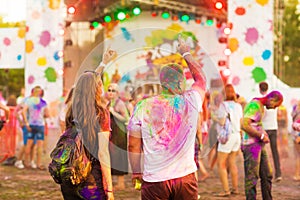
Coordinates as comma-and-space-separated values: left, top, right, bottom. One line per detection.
232, 76, 240, 86
18, 28, 26, 39
243, 57, 254, 66
256, 0, 269, 6
262, 50, 271, 60
235, 7, 246, 15
28, 75, 35, 84
26, 40, 34, 53
228, 38, 239, 52
251, 67, 267, 83
37, 57, 47, 66
245, 28, 259, 45
48, 0, 61, 10
3, 37, 11, 46
45, 67, 57, 82
39, 31, 51, 47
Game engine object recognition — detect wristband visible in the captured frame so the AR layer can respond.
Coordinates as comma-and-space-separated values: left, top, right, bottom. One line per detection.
105, 190, 113, 193
260, 133, 265, 140
182, 52, 191, 58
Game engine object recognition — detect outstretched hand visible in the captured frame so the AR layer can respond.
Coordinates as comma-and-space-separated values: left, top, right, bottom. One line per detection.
102, 47, 117, 65
177, 35, 190, 55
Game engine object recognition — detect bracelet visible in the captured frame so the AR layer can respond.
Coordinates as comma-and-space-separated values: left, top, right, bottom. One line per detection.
105, 190, 113, 193
260, 133, 265, 140
182, 52, 191, 58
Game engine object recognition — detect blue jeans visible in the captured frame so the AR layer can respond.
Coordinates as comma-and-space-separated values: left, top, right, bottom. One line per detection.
242, 142, 273, 200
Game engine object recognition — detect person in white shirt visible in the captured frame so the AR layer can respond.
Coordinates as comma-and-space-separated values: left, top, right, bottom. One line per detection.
128, 36, 207, 199
214, 84, 243, 197
259, 81, 282, 181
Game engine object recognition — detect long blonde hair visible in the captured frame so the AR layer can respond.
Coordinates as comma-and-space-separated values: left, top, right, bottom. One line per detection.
71, 72, 102, 157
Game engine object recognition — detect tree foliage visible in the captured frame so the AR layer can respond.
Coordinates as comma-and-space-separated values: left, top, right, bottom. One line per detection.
0, 69, 24, 99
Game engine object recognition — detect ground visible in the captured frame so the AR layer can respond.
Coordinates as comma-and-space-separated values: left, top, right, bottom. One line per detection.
0, 128, 300, 200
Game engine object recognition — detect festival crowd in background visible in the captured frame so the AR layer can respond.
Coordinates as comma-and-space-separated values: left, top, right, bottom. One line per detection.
0, 38, 300, 200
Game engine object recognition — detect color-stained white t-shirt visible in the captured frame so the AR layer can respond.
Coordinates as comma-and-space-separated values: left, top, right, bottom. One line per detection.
128, 90, 202, 182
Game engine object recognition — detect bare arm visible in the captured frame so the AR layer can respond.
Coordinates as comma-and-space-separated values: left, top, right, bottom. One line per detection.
98, 132, 114, 199
128, 131, 143, 185
177, 37, 206, 99
241, 117, 269, 143
110, 101, 129, 123
95, 48, 117, 74
196, 112, 203, 146
0, 103, 10, 121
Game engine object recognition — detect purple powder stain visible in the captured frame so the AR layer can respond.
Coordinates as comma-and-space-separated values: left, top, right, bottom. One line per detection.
245, 28, 259, 45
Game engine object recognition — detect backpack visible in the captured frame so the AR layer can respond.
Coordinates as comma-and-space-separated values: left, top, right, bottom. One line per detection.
48, 126, 92, 185
217, 103, 232, 144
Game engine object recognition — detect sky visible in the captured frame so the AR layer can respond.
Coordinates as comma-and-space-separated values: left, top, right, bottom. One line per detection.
0, 0, 26, 22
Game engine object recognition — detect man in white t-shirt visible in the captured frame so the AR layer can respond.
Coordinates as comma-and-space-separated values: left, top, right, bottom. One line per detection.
259, 82, 282, 182
128, 37, 206, 199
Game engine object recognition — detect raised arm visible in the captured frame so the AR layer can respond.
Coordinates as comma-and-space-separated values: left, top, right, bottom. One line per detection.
95, 48, 117, 74
177, 36, 206, 99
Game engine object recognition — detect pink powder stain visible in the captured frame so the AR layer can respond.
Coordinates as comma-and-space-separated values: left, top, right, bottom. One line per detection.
245, 28, 259, 45
3, 37, 11, 46
232, 76, 240, 85
28, 75, 35, 84
39, 31, 51, 47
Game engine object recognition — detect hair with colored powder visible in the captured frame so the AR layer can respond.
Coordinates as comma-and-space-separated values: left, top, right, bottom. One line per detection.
159, 63, 184, 93
266, 90, 283, 105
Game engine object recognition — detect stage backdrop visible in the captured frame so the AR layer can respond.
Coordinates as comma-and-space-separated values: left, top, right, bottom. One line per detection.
79, 12, 228, 91
0, 28, 25, 69
25, 0, 64, 102
228, 0, 274, 100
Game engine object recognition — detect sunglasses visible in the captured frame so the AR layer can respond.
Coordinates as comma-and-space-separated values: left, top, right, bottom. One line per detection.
108, 89, 116, 93
84, 70, 100, 76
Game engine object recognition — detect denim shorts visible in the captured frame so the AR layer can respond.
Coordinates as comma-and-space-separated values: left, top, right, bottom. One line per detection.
27, 125, 45, 141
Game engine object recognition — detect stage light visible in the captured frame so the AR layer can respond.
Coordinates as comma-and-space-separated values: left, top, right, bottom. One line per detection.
104, 15, 112, 23
215, 2, 223, 10
181, 14, 190, 22
206, 19, 214, 26
92, 21, 100, 28
218, 37, 227, 43
161, 11, 170, 19
133, 6, 141, 16
224, 27, 231, 35
221, 68, 231, 77
218, 60, 227, 66
224, 48, 231, 56
116, 11, 126, 21
67, 6, 76, 14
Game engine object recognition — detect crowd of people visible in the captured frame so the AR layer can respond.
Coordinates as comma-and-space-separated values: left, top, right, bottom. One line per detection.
0, 37, 300, 200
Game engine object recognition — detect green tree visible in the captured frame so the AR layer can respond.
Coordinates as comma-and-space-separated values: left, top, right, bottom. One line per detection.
0, 69, 24, 99
276, 0, 300, 86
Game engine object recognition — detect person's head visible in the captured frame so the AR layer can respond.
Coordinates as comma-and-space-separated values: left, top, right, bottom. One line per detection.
264, 90, 283, 109
106, 83, 119, 100
224, 84, 237, 101
32, 86, 42, 97
259, 81, 268, 95
159, 63, 185, 94
6, 95, 17, 106
70, 71, 103, 156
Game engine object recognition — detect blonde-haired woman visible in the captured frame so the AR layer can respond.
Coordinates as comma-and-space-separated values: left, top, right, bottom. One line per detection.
214, 84, 243, 197
60, 48, 116, 200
